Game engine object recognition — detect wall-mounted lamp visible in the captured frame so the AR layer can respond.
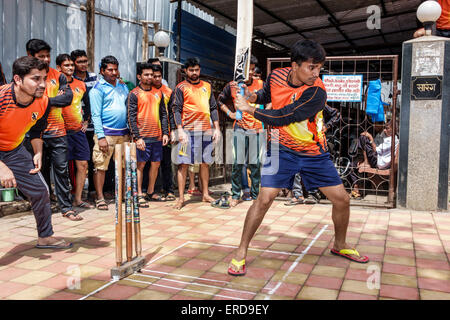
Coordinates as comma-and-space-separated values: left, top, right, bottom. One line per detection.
141, 21, 171, 61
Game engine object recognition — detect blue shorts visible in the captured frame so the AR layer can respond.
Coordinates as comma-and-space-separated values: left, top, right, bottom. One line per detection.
67, 131, 90, 161
137, 141, 163, 162
175, 133, 214, 165
261, 147, 342, 191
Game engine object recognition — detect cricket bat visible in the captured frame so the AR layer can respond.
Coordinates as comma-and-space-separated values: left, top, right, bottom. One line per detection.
234, 0, 253, 120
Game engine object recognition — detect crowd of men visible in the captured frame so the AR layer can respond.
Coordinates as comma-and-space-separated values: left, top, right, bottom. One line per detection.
0, 38, 370, 271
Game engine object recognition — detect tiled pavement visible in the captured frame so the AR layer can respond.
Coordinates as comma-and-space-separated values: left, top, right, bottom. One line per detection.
0, 194, 449, 300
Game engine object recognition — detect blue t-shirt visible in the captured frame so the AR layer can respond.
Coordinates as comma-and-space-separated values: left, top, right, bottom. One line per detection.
89, 78, 129, 139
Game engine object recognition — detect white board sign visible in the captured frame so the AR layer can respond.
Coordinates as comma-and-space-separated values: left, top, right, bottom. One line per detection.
322, 75, 363, 102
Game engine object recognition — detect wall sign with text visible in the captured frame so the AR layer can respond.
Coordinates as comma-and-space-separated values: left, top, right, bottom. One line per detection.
411, 76, 442, 100
322, 75, 363, 102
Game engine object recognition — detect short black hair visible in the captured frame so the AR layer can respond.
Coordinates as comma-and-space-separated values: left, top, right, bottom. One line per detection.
70, 49, 87, 61
250, 55, 258, 65
26, 39, 51, 56
13, 56, 48, 80
291, 39, 326, 65
183, 58, 200, 69
147, 58, 160, 64
56, 54, 72, 66
100, 55, 119, 71
151, 64, 163, 74
137, 62, 153, 75
254, 66, 261, 75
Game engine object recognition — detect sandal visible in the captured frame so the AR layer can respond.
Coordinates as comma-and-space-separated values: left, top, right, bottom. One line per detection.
146, 192, 166, 202
95, 199, 109, 210
284, 197, 304, 206
228, 258, 246, 276
330, 248, 369, 263
62, 210, 83, 221
165, 193, 176, 201
211, 194, 230, 209
36, 239, 73, 250
241, 192, 252, 201
137, 195, 149, 208
74, 201, 94, 209
187, 189, 202, 196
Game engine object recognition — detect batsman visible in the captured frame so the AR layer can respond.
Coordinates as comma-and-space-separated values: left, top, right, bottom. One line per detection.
228, 39, 370, 276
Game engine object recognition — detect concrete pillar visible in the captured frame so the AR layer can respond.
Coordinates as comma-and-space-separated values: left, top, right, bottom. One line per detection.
397, 35, 450, 211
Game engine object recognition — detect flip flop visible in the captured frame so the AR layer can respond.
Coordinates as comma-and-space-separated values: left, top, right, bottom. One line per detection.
75, 201, 94, 209
228, 258, 246, 276
330, 248, 369, 263
36, 240, 73, 250
284, 197, 304, 206
146, 192, 166, 202
211, 194, 230, 209
62, 210, 83, 221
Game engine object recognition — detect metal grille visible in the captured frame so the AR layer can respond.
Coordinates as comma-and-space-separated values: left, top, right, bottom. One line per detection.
267, 55, 399, 208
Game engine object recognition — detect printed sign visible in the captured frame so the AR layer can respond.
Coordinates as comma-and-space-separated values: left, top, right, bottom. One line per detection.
322, 75, 363, 102
411, 76, 442, 100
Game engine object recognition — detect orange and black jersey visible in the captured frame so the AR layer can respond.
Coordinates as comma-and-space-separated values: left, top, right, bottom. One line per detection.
437, 0, 450, 30
62, 78, 90, 134
157, 84, 176, 132
253, 67, 328, 156
43, 67, 73, 138
127, 85, 169, 142
0, 83, 51, 151
172, 80, 219, 132
217, 79, 264, 131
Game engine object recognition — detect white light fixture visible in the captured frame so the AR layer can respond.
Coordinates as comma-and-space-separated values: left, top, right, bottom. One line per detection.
417, 0, 442, 36
153, 30, 170, 56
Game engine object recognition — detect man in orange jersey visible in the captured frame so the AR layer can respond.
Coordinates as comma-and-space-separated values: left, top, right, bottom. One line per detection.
0, 56, 72, 249
127, 63, 169, 207
56, 54, 93, 212
218, 55, 265, 207
152, 64, 176, 201
172, 58, 221, 210
227, 40, 369, 276
26, 39, 79, 221
414, 0, 450, 38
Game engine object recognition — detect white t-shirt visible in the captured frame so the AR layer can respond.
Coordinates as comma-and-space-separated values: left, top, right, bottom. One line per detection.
376, 132, 399, 169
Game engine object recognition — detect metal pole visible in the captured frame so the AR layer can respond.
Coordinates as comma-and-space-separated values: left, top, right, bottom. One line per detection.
177, 0, 182, 62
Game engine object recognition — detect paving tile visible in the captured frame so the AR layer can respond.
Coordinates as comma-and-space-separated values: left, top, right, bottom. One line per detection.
65, 279, 107, 296
418, 277, 450, 293
250, 258, 285, 270
341, 280, 379, 296
417, 268, 450, 281
95, 283, 142, 300
345, 268, 372, 282
338, 291, 377, 300
296, 286, 338, 300
382, 262, 416, 277
381, 273, 417, 288
416, 258, 450, 271
379, 284, 419, 300
0, 267, 31, 281
7, 285, 57, 300
305, 275, 342, 290
383, 255, 415, 267
420, 289, 450, 300
311, 265, 346, 278
46, 291, 84, 300
262, 281, 301, 298
415, 250, 448, 261
11, 270, 56, 285
0, 281, 30, 298
182, 258, 218, 271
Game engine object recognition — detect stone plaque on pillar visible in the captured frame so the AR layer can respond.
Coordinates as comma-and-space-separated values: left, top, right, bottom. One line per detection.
398, 36, 450, 211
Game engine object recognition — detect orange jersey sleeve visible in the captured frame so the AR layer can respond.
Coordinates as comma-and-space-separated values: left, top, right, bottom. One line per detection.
44, 67, 66, 137
0, 84, 49, 151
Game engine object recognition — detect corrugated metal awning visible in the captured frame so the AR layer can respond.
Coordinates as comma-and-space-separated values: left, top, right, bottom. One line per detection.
178, 0, 423, 55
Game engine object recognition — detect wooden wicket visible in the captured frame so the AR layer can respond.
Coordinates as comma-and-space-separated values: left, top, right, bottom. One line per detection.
112, 142, 144, 280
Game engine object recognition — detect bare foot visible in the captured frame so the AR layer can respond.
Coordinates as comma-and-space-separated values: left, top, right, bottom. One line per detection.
202, 195, 215, 203
230, 198, 240, 207
174, 199, 184, 210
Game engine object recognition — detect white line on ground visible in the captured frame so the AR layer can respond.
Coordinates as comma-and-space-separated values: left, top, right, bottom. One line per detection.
79, 279, 119, 300
264, 224, 329, 299
134, 272, 257, 295
124, 278, 245, 300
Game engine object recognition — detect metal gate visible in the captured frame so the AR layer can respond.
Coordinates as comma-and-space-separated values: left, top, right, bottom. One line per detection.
267, 56, 399, 208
